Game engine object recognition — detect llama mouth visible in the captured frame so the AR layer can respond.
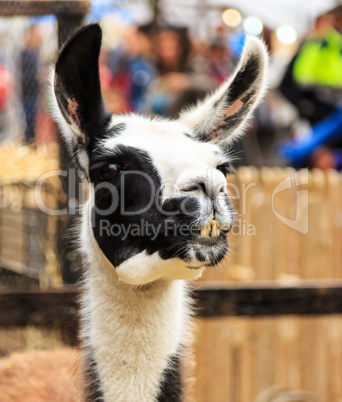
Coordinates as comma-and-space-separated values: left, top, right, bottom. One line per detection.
198, 218, 230, 239
189, 236, 228, 267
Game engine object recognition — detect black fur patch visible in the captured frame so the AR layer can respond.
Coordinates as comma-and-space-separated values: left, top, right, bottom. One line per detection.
55, 24, 111, 139
193, 239, 227, 266
87, 122, 127, 155
84, 348, 184, 401
227, 53, 260, 103
84, 347, 104, 402
241, 88, 257, 104
156, 354, 183, 402
195, 249, 208, 262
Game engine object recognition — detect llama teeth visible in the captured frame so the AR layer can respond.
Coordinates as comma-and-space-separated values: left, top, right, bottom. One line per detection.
200, 225, 210, 237
205, 225, 210, 237
213, 223, 220, 237
200, 220, 221, 238
210, 219, 219, 237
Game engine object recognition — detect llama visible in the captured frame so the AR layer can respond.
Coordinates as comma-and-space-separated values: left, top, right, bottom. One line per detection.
0, 24, 267, 401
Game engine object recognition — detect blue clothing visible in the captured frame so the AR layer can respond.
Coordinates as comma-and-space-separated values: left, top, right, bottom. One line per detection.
279, 104, 342, 167
107, 48, 156, 112
130, 57, 156, 111
20, 48, 39, 142
23, 100, 37, 142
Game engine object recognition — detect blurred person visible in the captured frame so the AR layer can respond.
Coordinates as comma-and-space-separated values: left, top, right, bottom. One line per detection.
280, 7, 342, 126
279, 6, 342, 170
142, 26, 213, 117
154, 27, 190, 75
293, 15, 342, 90
105, 24, 156, 112
129, 25, 157, 111
99, 47, 129, 114
279, 103, 342, 170
280, 14, 342, 125
206, 39, 234, 87
0, 62, 14, 112
20, 25, 42, 143
0, 60, 14, 136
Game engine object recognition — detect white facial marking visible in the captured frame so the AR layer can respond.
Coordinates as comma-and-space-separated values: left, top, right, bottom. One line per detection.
102, 115, 229, 198
116, 251, 205, 285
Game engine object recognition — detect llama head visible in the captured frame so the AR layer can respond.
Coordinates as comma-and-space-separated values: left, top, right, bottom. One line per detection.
52, 24, 268, 285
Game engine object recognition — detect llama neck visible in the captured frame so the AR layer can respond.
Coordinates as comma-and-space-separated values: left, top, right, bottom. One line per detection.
80, 233, 191, 401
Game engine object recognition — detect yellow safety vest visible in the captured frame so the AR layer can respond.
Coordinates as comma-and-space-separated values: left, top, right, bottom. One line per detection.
293, 28, 342, 88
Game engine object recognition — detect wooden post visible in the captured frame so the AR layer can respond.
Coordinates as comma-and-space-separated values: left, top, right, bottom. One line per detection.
149, 0, 160, 22
57, 13, 84, 48
55, 13, 86, 283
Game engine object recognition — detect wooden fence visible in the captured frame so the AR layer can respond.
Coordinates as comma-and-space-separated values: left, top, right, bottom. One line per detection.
200, 167, 342, 283
1, 282, 342, 401
192, 315, 342, 402
192, 167, 342, 401
0, 180, 62, 286
1, 167, 342, 401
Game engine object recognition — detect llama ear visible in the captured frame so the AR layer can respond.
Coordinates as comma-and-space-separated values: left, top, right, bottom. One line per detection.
179, 37, 268, 145
52, 24, 109, 170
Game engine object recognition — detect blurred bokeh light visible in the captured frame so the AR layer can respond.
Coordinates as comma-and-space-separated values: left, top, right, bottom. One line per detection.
243, 16, 264, 36
276, 24, 298, 45
222, 8, 242, 28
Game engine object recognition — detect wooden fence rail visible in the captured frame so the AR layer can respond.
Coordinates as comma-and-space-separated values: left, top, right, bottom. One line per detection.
2, 280, 342, 327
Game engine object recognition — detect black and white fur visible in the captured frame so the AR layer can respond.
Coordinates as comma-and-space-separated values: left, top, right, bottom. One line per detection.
51, 24, 268, 402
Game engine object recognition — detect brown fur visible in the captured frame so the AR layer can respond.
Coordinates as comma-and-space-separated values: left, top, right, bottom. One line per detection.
0, 348, 85, 402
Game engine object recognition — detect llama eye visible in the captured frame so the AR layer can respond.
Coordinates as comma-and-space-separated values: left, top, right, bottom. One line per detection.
216, 164, 235, 176
96, 163, 121, 181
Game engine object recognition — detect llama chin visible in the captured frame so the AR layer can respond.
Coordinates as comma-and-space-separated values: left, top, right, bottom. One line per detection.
0, 24, 268, 402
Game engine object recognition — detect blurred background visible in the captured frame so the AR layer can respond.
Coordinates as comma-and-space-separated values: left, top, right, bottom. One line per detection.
1, 1, 342, 401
